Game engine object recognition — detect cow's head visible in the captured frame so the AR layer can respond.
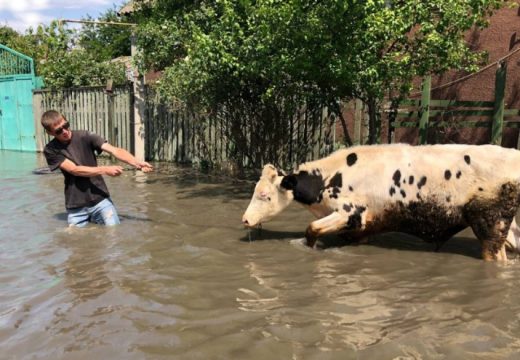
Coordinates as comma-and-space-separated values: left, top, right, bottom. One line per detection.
242, 164, 293, 228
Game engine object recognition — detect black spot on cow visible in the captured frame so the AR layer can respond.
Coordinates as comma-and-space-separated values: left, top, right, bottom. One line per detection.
281, 171, 324, 205
326, 172, 342, 199
328, 172, 342, 188
444, 170, 452, 180
343, 203, 352, 212
446, 195, 451, 203
479, 187, 484, 191
464, 155, 471, 165
347, 153, 358, 166
456, 171, 462, 179
392, 170, 402, 187
400, 189, 406, 198
349, 186, 354, 192
417, 176, 427, 189
345, 206, 366, 230
416, 192, 422, 200
389, 187, 396, 196
409, 175, 414, 185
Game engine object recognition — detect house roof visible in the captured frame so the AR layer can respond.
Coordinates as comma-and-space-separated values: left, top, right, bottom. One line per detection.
118, 1, 151, 16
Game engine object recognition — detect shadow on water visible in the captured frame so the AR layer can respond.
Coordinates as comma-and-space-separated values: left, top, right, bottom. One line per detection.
240, 228, 306, 242
143, 165, 256, 201
242, 227, 484, 259
53, 213, 68, 221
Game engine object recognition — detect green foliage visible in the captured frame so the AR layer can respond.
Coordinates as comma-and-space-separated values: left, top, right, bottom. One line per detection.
136, 0, 504, 123
0, 9, 130, 88
131, 0, 506, 164
0, 25, 21, 47
79, 6, 133, 61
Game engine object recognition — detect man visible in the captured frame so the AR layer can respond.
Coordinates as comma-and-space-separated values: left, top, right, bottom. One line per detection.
41, 110, 153, 227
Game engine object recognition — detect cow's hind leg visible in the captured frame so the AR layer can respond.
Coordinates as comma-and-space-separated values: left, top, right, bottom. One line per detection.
465, 183, 520, 261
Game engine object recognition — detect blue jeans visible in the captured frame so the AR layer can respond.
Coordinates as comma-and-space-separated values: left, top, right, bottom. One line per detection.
67, 198, 120, 227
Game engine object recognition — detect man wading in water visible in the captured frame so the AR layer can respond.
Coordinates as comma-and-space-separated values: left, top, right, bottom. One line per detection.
41, 110, 153, 227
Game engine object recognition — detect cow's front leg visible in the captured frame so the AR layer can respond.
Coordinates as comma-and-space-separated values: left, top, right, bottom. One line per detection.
305, 212, 347, 247
304, 206, 369, 248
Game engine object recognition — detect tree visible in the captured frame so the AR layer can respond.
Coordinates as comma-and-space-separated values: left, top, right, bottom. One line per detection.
79, 6, 133, 61
0, 25, 21, 47
1, 19, 128, 88
134, 0, 505, 166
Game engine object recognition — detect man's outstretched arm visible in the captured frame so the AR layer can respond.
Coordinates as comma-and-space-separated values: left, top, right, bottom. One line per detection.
101, 143, 154, 172
59, 158, 124, 177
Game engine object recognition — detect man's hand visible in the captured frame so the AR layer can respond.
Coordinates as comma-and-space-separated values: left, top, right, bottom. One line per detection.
135, 161, 154, 173
103, 165, 124, 177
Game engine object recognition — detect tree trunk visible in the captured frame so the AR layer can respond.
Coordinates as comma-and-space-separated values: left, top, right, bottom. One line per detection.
366, 97, 381, 144
333, 101, 353, 146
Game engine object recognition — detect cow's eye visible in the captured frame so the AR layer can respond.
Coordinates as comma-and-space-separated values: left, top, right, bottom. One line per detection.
258, 191, 270, 201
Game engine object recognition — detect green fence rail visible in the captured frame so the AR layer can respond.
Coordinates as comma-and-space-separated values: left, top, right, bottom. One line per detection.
0, 44, 34, 76
390, 63, 520, 145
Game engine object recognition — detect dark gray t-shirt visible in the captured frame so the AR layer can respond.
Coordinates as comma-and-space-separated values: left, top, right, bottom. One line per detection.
44, 130, 110, 210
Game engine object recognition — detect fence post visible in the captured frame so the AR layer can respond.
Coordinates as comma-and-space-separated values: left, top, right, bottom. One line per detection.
419, 76, 431, 145
491, 61, 507, 145
131, 33, 146, 161
32, 91, 44, 152
106, 80, 116, 147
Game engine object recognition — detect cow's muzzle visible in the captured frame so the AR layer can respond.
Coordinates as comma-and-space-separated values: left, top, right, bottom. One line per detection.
242, 216, 260, 228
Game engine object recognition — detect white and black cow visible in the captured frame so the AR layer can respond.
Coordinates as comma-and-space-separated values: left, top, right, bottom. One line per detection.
242, 143, 520, 261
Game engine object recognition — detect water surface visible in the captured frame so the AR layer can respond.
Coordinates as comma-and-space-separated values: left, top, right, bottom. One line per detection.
1, 150, 520, 359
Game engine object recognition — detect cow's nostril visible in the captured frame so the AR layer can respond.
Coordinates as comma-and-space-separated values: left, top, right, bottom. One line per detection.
243, 219, 249, 226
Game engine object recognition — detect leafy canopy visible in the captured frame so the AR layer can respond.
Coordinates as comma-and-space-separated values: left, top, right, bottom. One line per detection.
0, 6, 133, 88
136, 0, 504, 110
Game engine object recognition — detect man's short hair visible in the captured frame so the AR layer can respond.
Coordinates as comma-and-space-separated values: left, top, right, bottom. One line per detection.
41, 110, 66, 130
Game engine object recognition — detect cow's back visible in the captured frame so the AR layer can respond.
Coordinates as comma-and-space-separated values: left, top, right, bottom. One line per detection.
298, 144, 520, 210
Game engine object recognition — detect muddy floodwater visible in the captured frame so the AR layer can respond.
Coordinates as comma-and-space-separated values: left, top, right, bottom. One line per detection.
2, 150, 520, 359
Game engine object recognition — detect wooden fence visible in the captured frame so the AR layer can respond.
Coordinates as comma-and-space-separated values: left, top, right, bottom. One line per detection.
390, 64, 520, 146
33, 86, 337, 169
145, 91, 337, 168
33, 86, 133, 152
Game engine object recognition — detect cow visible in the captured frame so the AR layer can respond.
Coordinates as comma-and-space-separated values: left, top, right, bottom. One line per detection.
242, 143, 520, 261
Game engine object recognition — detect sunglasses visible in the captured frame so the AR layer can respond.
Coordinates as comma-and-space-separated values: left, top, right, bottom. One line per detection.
54, 122, 70, 136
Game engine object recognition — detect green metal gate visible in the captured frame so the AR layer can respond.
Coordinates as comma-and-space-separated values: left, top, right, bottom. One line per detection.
0, 44, 41, 151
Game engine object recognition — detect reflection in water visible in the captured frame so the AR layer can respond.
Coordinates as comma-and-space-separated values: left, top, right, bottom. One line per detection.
2, 151, 520, 358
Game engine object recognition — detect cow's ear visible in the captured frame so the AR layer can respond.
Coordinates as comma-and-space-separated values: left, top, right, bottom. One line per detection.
262, 164, 278, 183
281, 174, 297, 190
